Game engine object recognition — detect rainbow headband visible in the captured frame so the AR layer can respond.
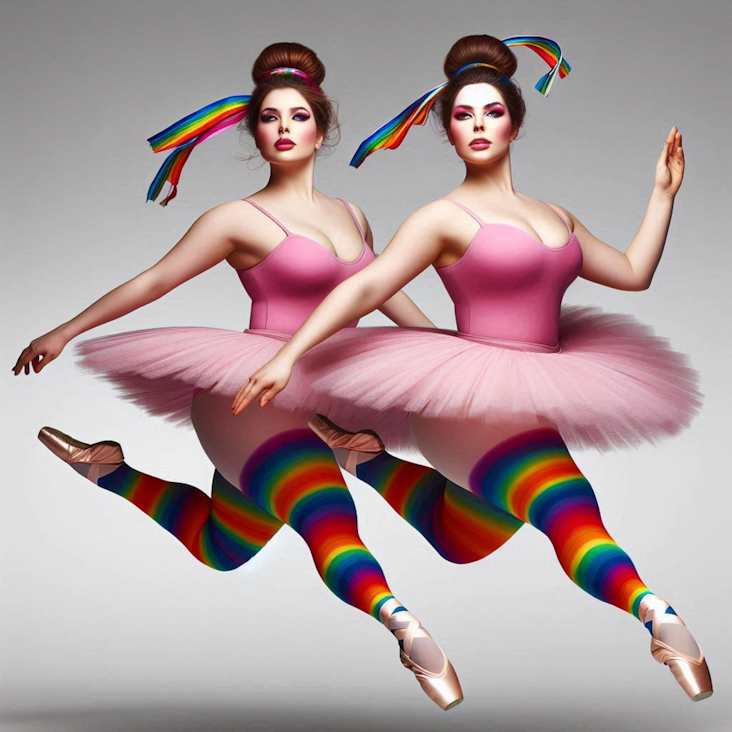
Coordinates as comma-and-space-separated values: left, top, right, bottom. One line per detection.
350, 35, 572, 168
146, 67, 321, 206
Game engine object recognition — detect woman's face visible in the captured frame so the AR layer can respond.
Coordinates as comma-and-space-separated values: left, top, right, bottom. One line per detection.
448, 83, 516, 164
254, 87, 323, 164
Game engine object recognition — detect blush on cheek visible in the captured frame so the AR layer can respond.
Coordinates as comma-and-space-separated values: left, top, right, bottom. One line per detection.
254, 124, 278, 149
449, 120, 474, 147
492, 116, 514, 141
298, 123, 319, 146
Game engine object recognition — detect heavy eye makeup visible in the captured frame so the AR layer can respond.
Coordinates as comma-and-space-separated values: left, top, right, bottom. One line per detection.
452, 103, 505, 121
260, 107, 312, 124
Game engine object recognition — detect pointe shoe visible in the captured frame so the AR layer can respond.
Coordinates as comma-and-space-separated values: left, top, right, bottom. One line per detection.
307, 414, 384, 475
639, 596, 713, 702
379, 598, 463, 711
38, 426, 124, 484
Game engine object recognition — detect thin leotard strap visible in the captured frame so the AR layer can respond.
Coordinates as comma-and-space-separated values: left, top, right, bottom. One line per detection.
243, 199, 292, 237
545, 202, 574, 236
338, 199, 367, 242
441, 197, 486, 227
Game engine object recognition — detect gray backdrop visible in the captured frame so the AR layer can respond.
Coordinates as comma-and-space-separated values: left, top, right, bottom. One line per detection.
2, 1, 730, 731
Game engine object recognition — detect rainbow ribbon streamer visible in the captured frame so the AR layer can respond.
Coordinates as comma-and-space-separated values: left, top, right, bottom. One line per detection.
350, 35, 571, 168
501, 36, 572, 95
147, 95, 251, 206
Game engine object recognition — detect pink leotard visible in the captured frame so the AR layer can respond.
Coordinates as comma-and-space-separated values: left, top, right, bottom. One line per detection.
238, 199, 375, 336
436, 199, 583, 352
77, 194, 701, 451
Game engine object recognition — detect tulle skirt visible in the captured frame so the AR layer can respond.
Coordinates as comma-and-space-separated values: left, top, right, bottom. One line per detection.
76, 306, 702, 452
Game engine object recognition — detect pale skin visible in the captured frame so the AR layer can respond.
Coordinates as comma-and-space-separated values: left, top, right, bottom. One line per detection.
12, 87, 434, 377
234, 82, 685, 411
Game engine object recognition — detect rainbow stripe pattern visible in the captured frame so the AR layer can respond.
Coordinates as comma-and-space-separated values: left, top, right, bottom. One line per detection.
356, 451, 524, 564
240, 430, 395, 619
261, 66, 322, 92
98, 465, 282, 571
146, 95, 251, 206
501, 36, 572, 95
349, 81, 448, 168
350, 34, 571, 168
469, 429, 653, 619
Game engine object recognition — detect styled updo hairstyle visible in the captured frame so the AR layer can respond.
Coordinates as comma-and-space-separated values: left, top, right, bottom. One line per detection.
243, 42, 339, 149
435, 35, 526, 138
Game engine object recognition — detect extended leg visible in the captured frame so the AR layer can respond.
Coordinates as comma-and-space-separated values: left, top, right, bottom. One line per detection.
308, 415, 523, 564
469, 427, 653, 617
356, 452, 523, 563
469, 427, 713, 701
408, 414, 712, 701
38, 426, 282, 571
190, 396, 463, 709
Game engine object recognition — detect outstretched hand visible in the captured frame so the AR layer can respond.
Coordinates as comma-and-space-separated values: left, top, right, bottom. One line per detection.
12, 328, 69, 376
655, 126, 684, 198
231, 354, 294, 415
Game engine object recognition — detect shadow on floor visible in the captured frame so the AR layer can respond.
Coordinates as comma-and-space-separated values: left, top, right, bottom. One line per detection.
0, 701, 724, 732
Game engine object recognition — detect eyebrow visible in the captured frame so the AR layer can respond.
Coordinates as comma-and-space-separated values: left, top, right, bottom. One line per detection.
260, 106, 311, 114
453, 102, 505, 111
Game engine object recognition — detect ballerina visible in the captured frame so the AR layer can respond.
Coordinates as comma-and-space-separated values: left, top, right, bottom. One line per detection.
234, 34, 712, 702
12, 42, 465, 710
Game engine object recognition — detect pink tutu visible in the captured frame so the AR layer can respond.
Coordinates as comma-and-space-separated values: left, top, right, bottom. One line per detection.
76, 306, 702, 452
75, 326, 416, 445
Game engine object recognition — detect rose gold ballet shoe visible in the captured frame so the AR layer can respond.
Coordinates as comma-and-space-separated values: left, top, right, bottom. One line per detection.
639, 596, 713, 702
38, 426, 124, 484
379, 598, 463, 711
307, 414, 385, 475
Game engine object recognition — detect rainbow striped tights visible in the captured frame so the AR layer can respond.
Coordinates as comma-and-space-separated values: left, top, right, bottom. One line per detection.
98, 424, 653, 620
100, 429, 395, 619
467, 428, 653, 618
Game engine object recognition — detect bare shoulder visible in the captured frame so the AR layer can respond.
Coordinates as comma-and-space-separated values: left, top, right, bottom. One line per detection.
547, 201, 576, 232
197, 199, 273, 244
405, 199, 478, 249
409, 198, 459, 228
341, 199, 370, 230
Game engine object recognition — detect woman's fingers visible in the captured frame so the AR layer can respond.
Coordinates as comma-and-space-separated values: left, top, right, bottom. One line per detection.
658, 127, 677, 165
13, 347, 31, 375
671, 130, 682, 158
232, 378, 285, 415
231, 379, 252, 414
259, 388, 276, 408
34, 353, 56, 373
15, 349, 38, 376
663, 127, 682, 165
231, 359, 291, 415
232, 377, 267, 415
12, 331, 66, 376
259, 382, 286, 407
674, 133, 684, 163
658, 139, 670, 167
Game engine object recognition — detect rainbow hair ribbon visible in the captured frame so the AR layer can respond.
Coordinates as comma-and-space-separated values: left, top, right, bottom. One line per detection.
350, 35, 572, 168
145, 66, 323, 206
147, 95, 251, 206
261, 66, 323, 93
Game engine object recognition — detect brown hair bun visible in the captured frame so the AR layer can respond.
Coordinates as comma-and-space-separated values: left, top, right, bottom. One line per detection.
244, 42, 338, 147
435, 34, 526, 137
252, 42, 326, 87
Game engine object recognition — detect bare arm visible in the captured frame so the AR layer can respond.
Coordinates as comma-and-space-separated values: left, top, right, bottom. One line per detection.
13, 202, 249, 375
556, 127, 685, 292
379, 290, 436, 328
232, 201, 450, 411
350, 203, 435, 329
